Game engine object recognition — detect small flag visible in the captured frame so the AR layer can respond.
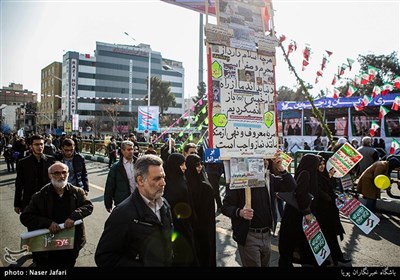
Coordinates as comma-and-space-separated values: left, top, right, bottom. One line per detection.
347, 58, 355, 71
333, 88, 340, 99
369, 121, 380, 136
394, 76, 400, 89
331, 74, 337, 86
354, 75, 361, 86
372, 85, 381, 98
391, 96, 400, 111
361, 73, 369, 85
353, 103, 364, 111
379, 106, 389, 119
362, 95, 372, 106
346, 85, 357, 97
381, 83, 393, 96
390, 138, 400, 154
368, 65, 379, 81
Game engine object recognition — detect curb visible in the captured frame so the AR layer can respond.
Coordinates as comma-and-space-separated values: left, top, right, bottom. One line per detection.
83, 154, 109, 164
359, 197, 400, 215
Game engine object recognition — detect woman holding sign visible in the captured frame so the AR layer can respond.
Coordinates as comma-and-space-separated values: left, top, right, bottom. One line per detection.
279, 154, 321, 267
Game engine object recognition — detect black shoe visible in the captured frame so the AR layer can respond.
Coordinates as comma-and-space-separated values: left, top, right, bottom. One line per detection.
337, 258, 351, 264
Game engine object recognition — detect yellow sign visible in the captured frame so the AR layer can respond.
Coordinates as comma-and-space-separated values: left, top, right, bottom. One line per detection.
64, 122, 72, 133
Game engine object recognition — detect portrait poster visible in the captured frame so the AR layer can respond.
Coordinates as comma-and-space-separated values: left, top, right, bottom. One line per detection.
210, 44, 277, 158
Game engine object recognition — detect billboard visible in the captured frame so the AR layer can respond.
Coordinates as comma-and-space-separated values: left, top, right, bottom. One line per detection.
138, 106, 159, 132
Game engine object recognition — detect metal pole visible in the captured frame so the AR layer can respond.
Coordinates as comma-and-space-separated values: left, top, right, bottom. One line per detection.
147, 50, 151, 132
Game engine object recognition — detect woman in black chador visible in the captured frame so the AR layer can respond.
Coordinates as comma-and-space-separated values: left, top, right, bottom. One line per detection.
279, 154, 321, 267
185, 154, 216, 267
163, 153, 198, 266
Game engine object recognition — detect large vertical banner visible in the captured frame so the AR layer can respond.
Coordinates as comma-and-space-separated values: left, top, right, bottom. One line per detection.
210, 45, 276, 158
138, 106, 159, 132
70, 59, 77, 117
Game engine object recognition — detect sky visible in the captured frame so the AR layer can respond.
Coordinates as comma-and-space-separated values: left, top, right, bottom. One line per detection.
1, 0, 399, 101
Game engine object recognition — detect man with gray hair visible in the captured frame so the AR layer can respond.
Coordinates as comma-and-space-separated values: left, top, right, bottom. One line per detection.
96, 155, 174, 266
20, 162, 93, 268
356, 136, 379, 176
104, 140, 136, 212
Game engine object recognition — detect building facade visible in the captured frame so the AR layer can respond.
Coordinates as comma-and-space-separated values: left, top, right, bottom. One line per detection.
38, 62, 62, 134
0, 83, 37, 133
61, 41, 184, 135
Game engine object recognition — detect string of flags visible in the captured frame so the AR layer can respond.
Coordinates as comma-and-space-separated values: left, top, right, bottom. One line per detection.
151, 96, 208, 144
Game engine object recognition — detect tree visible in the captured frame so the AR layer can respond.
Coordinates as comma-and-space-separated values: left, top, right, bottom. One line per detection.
277, 85, 308, 101
336, 52, 400, 97
103, 100, 122, 134
146, 76, 176, 115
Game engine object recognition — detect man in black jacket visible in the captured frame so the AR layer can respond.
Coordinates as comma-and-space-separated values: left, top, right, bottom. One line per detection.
221, 154, 296, 267
95, 155, 174, 266
14, 134, 55, 214
55, 138, 89, 193
20, 162, 93, 268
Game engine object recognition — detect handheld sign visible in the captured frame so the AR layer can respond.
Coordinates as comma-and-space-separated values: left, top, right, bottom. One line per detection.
326, 142, 363, 178
302, 214, 331, 266
279, 152, 293, 171
336, 193, 380, 234
20, 220, 82, 252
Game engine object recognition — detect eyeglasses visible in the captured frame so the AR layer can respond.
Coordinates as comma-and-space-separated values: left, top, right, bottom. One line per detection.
63, 149, 74, 152
51, 171, 68, 177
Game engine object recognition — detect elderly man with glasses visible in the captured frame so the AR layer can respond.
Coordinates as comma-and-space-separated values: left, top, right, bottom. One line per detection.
20, 161, 93, 268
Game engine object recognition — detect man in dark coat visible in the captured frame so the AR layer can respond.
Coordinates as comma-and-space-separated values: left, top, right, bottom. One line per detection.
20, 162, 93, 268
104, 140, 135, 212
95, 155, 174, 266
14, 134, 55, 214
54, 138, 89, 193
222, 154, 296, 266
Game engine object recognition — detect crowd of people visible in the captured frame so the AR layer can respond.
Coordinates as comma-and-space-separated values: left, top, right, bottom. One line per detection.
2, 131, 399, 268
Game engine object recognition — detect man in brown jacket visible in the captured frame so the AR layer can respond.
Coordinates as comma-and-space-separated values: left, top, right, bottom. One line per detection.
357, 157, 400, 213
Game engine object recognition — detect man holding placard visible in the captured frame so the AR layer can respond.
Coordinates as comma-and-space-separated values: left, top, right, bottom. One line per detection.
20, 162, 93, 268
221, 153, 296, 267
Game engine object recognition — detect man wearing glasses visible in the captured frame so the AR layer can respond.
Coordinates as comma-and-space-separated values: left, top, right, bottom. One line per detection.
20, 162, 93, 268
14, 134, 55, 214
55, 138, 89, 193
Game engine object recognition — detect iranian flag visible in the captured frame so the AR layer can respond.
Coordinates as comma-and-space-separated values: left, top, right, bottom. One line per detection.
353, 103, 364, 111
379, 106, 389, 119
362, 95, 372, 106
332, 74, 337, 86
333, 88, 340, 99
390, 138, 400, 154
369, 121, 380, 136
361, 73, 369, 85
392, 96, 400, 111
394, 76, 400, 89
372, 85, 381, 98
346, 85, 357, 97
381, 83, 393, 96
368, 65, 379, 81
354, 75, 361, 86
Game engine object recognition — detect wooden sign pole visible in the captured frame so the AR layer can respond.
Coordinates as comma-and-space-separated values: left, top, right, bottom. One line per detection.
245, 187, 251, 209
